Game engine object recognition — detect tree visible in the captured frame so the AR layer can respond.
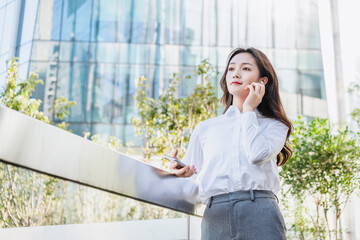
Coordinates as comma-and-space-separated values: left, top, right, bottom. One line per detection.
131, 59, 219, 163
280, 117, 360, 239
0, 58, 76, 227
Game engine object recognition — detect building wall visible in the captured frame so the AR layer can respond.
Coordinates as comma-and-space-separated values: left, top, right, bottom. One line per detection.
0, 0, 327, 144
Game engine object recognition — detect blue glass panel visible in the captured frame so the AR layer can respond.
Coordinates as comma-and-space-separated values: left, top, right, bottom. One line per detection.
34, 0, 63, 40
0, 7, 5, 50
59, 42, 89, 62
130, 0, 150, 43
86, 63, 115, 123
298, 50, 323, 71
277, 70, 297, 94
126, 65, 147, 123
61, 0, 75, 40
89, 123, 115, 138
113, 65, 128, 124
118, 43, 129, 63
117, 0, 132, 42
20, 0, 39, 44
67, 123, 90, 137
124, 124, 141, 145
91, 0, 118, 42
57, 62, 87, 121
0, 1, 6, 8
300, 71, 325, 99
161, 45, 180, 66
180, 46, 202, 66
129, 44, 156, 65
1, 1, 15, 54
162, 0, 180, 44
31, 41, 60, 61
74, 0, 92, 41
181, 0, 202, 45
89, 42, 118, 63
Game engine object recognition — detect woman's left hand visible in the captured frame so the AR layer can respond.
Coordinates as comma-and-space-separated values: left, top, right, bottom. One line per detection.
243, 81, 265, 112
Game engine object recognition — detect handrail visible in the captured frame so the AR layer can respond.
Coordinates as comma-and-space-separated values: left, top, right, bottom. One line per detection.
0, 106, 204, 216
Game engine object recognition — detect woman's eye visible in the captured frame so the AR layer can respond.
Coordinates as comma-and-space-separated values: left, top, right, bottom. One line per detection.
228, 67, 234, 71
243, 67, 250, 71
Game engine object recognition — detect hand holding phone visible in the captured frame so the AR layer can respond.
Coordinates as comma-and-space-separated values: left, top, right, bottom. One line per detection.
163, 154, 197, 177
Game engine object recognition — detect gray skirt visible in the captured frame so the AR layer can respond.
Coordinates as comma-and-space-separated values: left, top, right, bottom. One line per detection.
201, 190, 287, 240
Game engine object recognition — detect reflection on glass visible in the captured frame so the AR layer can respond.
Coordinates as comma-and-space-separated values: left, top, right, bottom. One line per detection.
298, 50, 323, 71
86, 63, 115, 123
297, 0, 321, 49
274, 0, 296, 48
60, 42, 89, 62
57, 63, 87, 121
181, 0, 202, 45
300, 71, 325, 99
217, 0, 231, 47
31, 41, 60, 61
273, 49, 297, 69
247, 0, 272, 48
91, 0, 118, 42
89, 42, 118, 63
0, 162, 185, 227
277, 70, 297, 94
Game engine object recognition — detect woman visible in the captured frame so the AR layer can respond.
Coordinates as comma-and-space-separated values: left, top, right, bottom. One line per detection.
170, 47, 292, 240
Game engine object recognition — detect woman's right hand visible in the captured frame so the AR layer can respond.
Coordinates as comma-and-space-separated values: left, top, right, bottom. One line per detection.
169, 149, 196, 178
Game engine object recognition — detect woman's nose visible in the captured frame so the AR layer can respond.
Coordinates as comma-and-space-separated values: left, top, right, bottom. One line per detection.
233, 69, 240, 78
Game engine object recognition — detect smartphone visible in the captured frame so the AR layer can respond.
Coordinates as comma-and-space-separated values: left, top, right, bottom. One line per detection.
162, 155, 197, 174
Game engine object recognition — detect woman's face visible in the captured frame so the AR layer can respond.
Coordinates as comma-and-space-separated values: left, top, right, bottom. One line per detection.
226, 52, 262, 99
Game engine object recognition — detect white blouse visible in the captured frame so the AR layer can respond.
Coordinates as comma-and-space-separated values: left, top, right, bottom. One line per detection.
182, 105, 289, 204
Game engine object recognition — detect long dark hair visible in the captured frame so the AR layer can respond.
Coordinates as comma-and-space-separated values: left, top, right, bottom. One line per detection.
220, 47, 293, 166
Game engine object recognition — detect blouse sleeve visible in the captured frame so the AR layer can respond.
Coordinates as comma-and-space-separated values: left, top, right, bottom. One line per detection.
182, 122, 204, 180
241, 112, 288, 165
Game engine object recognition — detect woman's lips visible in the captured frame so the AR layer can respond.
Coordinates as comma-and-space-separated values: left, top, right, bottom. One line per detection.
231, 81, 242, 85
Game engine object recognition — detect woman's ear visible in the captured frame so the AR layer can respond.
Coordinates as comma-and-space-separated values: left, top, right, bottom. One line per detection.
260, 77, 268, 85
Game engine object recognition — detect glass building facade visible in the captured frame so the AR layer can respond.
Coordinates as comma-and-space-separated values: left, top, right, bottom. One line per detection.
0, 0, 326, 145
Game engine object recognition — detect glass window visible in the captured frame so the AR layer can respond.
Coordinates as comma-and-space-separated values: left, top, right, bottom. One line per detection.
247, 0, 272, 48
300, 71, 326, 99
60, 0, 75, 40
0, 7, 6, 50
217, 0, 231, 47
161, 0, 180, 45
298, 50, 323, 71
181, 0, 202, 45
273, 49, 297, 69
232, 0, 247, 47
59, 42, 89, 62
180, 46, 202, 66
89, 123, 115, 137
29, 61, 59, 112
160, 45, 180, 66
124, 124, 141, 145
91, 0, 118, 42
18, 61, 30, 80
277, 70, 297, 94
113, 65, 129, 124
56, 62, 88, 121
202, 0, 216, 46
118, 43, 129, 64
274, 0, 296, 49
74, 0, 92, 41
117, 0, 132, 42
20, 0, 39, 44
129, 0, 150, 43
128, 44, 156, 65
31, 41, 60, 61
18, 42, 32, 63
86, 63, 115, 123
89, 42, 118, 63
217, 47, 232, 68
1, 1, 15, 54
297, 0, 321, 49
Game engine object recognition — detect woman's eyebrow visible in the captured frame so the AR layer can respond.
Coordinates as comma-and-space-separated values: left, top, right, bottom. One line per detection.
229, 62, 254, 66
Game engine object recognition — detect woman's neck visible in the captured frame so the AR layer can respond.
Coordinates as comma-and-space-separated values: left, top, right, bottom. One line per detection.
232, 97, 245, 112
